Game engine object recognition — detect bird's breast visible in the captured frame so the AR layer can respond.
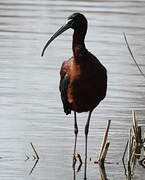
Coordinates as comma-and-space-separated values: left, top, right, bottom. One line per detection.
67, 59, 107, 112
69, 61, 81, 78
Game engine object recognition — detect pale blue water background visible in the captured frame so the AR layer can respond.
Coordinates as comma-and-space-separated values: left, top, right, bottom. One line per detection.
0, 0, 145, 179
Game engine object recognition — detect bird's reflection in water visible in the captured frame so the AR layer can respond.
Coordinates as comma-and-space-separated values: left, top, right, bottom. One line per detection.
73, 163, 83, 180
73, 157, 108, 180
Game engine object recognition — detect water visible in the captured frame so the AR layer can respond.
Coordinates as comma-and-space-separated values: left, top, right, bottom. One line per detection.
0, 0, 145, 179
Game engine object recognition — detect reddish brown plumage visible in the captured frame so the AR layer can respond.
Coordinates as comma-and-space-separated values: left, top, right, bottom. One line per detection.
60, 44, 107, 113
59, 13, 107, 114
42, 14, 107, 177
42, 12, 107, 115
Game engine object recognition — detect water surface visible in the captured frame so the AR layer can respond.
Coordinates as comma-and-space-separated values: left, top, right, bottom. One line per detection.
0, 0, 145, 179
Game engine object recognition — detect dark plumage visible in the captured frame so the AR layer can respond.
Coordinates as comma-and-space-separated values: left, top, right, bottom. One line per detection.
42, 13, 107, 179
59, 53, 107, 114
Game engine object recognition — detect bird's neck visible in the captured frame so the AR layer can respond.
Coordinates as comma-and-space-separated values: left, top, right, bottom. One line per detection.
72, 28, 87, 60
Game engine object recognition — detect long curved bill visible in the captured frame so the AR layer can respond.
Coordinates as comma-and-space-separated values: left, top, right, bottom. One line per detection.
41, 21, 73, 56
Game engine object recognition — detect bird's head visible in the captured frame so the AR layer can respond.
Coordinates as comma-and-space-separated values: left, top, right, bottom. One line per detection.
41, 13, 87, 56
67, 13, 87, 30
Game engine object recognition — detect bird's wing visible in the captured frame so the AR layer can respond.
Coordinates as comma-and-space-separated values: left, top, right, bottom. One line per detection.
59, 60, 72, 115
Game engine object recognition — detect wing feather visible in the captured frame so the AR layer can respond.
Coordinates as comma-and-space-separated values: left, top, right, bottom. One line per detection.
59, 60, 72, 115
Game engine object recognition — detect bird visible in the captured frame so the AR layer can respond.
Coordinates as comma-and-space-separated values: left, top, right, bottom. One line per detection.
42, 13, 107, 179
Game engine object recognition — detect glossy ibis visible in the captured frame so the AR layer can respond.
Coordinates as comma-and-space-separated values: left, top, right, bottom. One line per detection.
42, 13, 107, 179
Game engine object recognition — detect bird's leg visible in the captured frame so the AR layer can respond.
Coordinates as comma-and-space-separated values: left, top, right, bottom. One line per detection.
73, 111, 78, 167
84, 110, 92, 180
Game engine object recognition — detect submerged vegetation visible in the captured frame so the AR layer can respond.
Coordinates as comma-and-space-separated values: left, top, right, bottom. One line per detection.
122, 110, 145, 179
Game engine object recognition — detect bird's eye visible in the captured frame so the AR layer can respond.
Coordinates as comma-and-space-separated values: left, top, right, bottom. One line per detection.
67, 19, 74, 28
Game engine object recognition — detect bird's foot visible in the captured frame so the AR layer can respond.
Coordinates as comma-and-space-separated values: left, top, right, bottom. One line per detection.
72, 153, 83, 169
72, 153, 77, 168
